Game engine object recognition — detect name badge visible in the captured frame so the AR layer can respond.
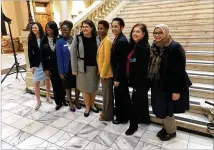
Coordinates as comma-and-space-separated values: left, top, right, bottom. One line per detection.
130, 58, 136, 63
63, 44, 68, 47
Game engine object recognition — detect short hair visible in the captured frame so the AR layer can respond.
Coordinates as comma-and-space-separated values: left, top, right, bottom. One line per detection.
111, 17, 125, 27
61, 20, 73, 30
98, 20, 109, 29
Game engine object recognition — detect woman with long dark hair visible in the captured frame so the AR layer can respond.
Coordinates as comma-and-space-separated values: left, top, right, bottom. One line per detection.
28, 22, 52, 110
41, 21, 68, 110
125, 23, 151, 135
56, 20, 81, 112
71, 19, 100, 117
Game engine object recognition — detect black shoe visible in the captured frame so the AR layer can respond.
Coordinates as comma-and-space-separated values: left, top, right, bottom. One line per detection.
125, 127, 138, 135
84, 110, 90, 117
156, 128, 167, 137
62, 101, 68, 106
112, 119, 128, 124
55, 105, 62, 110
159, 132, 176, 141
90, 107, 99, 113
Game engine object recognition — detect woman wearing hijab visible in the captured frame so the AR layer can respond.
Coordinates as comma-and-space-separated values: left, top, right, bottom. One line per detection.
148, 24, 192, 141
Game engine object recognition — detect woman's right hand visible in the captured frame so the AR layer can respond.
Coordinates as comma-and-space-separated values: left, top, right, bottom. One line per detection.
45, 70, 51, 77
31, 67, 35, 74
60, 74, 65, 80
72, 72, 77, 76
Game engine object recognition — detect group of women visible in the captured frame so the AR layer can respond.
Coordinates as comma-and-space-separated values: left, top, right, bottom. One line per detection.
28, 17, 191, 141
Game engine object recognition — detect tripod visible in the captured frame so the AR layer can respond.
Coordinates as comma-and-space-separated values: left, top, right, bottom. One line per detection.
1, 22, 26, 83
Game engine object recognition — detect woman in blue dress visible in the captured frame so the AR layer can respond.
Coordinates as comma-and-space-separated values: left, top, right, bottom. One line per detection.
56, 20, 81, 111
28, 22, 52, 110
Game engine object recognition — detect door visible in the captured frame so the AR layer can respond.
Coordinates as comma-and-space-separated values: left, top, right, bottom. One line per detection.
33, 1, 53, 30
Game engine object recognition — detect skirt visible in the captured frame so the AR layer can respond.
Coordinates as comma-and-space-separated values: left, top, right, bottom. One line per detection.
33, 64, 49, 82
62, 67, 76, 89
77, 66, 100, 93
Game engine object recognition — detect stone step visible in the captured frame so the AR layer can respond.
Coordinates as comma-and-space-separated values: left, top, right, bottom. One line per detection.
124, 23, 214, 30
123, 17, 213, 24
182, 43, 214, 51
124, 1, 213, 11
120, 7, 213, 15
28, 86, 213, 135
150, 106, 212, 135
186, 60, 214, 72
122, 29, 214, 36
125, 0, 211, 8
187, 70, 214, 84
119, 9, 213, 19
121, 34, 214, 43
186, 51, 214, 61
122, 14, 213, 23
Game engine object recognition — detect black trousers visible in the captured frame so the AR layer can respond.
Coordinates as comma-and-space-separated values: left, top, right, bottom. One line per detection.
114, 81, 131, 121
49, 68, 66, 106
129, 88, 150, 129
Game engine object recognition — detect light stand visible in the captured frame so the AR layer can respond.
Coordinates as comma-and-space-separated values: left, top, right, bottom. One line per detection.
1, 22, 26, 83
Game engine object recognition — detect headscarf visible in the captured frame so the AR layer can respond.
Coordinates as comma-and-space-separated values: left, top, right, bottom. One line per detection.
148, 24, 173, 80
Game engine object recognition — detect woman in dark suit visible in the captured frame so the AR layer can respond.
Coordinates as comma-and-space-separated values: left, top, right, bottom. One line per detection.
125, 24, 151, 135
28, 22, 52, 110
111, 18, 131, 124
148, 24, 191, 141
41, 21, 68, 110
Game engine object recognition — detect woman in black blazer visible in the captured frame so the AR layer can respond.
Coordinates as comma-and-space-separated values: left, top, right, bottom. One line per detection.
125, 24, 151, 135
28, 22, 52, 110
41, 21, 68, 110
111, 18, 131, 124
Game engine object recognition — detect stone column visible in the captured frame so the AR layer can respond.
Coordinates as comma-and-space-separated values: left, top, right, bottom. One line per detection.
19, 30, 34, 89
60, 0, 68, 21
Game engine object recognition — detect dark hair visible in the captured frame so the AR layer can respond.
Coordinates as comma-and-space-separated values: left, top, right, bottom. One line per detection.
111, 17, 125, 27
61, 20, 73, 30
81, 19, 97, 37
98, 20, 109, 29
28, 22, 44, 40
45, 21, 59, 37
129, 23, 149, 49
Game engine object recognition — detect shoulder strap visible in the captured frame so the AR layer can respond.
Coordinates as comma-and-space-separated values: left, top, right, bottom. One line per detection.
76, 35, 80, 57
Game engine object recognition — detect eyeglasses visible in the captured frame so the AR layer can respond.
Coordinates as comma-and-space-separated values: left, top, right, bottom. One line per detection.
153, 32, 163, 36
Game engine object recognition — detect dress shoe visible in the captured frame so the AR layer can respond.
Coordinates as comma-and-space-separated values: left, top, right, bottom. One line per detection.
75, 104, 81, 109
91, 106, 99, 113
112, 119, 128, 124
55, 105, 62, 110
125, 127, 138, 135
84, 109, 90, 117
156, 128, 167, 137
35, 101, 42, 110
62, 101, 68, 106
159, 132, 176, 141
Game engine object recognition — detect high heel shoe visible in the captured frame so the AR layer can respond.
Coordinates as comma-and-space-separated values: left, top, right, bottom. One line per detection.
84, 109, 90, 117
90, 106, 99, 113
35, 101, 42, 110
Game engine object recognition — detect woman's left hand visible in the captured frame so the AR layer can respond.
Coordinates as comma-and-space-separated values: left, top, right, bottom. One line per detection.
172, 93, 180, 101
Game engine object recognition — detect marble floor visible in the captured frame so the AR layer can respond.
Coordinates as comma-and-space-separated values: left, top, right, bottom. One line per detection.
1, 52, 25, 71
1, 73, 214, 149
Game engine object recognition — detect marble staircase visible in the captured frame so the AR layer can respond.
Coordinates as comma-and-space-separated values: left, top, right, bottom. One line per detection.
27, 0, 214, 136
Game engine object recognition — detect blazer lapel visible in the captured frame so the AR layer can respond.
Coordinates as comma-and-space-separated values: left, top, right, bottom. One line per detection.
97, 36, 107, 54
